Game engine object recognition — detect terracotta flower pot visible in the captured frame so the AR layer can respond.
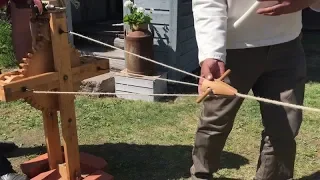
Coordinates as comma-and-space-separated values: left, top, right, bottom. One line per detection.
125, 23, 155, 76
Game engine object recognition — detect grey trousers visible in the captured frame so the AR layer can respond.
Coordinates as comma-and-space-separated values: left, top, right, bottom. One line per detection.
191, 35, 306, 180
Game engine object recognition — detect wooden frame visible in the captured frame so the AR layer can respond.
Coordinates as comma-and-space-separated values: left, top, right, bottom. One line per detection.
0, 8, 113, 180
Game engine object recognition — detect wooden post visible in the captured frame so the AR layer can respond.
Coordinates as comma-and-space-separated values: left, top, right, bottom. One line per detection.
42, 110, 63, 169
49, 11, 81, 180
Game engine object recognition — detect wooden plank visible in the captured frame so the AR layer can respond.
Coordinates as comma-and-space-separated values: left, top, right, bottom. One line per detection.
42, 110, 63, 169
167, 0, 179, 80
178, 14, 194, 29
177, 26, 195, 43
147, 10, 170, 25
133, 0, 171, 10
178, 48, 198, 71
115, 75, 156, 88
170, 48, 198, 81
178, 1, 192, 16
66, 0, 74, 45
154, 51, 169, 72
179, 48, 198, 64
177, 37, 197, 55
49, 11, 81, 180
149, 24, 170, 39
72, 0, 107, 23
0, 72, 59, 102
115, 83, 154, 94
72, 59, 110, 82
70, 4, 81, 24
153, 37, 170, 47
115, 90, 157, 101
114, 71, 167, 102
115, 69, 167, 87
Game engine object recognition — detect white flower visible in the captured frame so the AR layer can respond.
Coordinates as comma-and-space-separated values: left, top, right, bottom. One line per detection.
133, 4, 137, 8
124, 0, 133, 8
150, 8, 154, 12
137, 7, 145, 13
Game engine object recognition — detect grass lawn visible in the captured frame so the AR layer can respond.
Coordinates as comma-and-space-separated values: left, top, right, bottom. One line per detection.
0, 83, 319, 180
0, 21, 319, 179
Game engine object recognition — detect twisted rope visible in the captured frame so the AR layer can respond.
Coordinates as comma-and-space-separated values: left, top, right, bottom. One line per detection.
32, 31, 320, 113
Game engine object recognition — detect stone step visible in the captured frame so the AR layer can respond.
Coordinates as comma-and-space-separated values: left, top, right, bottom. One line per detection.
80, 71, 116, 94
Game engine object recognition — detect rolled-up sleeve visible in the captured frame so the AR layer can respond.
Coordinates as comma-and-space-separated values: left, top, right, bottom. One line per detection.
310, 0, 320, 12
192, 0, 228, 65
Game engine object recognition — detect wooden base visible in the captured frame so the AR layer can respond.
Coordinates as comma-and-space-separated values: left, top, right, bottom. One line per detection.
21, 152, 113, 180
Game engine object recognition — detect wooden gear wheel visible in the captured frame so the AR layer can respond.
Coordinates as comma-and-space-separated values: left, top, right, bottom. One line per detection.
0, 12, 81, 111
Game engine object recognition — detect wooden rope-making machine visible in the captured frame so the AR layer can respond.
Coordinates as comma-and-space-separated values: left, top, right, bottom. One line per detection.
0, 2, 114, 180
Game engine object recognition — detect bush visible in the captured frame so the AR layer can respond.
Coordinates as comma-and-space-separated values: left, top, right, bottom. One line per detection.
0, 19, 16, 68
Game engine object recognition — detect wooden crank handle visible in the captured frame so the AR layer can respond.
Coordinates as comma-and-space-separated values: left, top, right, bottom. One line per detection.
218, 69, 231, 81
196, 88, 212, 103
196, 69, 231, 103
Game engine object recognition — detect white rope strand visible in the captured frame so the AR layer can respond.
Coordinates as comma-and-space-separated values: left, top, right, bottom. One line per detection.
33, 91, 199, 97
64, 31, 320, 113
236, 93, 320, 113
31, 90, 320, 113
69, 31, 203, 80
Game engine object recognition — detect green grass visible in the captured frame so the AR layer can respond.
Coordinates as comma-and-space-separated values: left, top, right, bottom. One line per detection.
0, 83, 319, 180
0, 20, 16, 68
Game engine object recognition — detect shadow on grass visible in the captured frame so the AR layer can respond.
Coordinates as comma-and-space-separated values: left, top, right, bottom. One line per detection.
8, 143, 249, 180
297, 171, 320, 180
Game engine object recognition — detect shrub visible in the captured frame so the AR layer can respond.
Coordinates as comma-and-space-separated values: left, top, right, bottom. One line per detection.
0, 19, 15, 68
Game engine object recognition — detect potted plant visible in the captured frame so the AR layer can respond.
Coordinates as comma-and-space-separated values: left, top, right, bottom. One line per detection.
123, 0, 153, 31
122, 0, 155, 76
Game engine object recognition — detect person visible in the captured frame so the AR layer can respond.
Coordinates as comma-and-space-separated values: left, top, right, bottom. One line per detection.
191, 0, 320, 180
0, 0, 42, 180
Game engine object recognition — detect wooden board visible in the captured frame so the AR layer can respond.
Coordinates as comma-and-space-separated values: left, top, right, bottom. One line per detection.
133, 0, 172, 10
50, 11, 81, 180
114, 69, 167, 102
42, 110, 63, 169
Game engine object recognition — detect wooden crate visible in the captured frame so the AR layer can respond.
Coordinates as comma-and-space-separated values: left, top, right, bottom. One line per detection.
114, 69, 167, 102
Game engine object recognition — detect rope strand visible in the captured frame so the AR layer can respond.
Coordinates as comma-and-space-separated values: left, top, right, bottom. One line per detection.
64, 31, 320, 113
32, 90, 320, 113
33, 91, 199, 97
70, 31, 203, 80
236, 93, 320, 113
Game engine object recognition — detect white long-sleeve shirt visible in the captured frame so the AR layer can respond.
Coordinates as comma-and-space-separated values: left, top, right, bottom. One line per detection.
192, 0, 320, 65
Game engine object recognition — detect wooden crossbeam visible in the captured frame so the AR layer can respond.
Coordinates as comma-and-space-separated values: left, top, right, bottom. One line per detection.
0, 59, 109, 102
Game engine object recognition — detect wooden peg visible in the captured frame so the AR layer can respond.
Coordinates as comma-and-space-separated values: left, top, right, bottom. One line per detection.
196, 69, 237, 103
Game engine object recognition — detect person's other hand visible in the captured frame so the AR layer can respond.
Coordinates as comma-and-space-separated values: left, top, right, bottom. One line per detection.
256, 0, 318, 16
198, 58, 225, 94
33, 0, 43, 14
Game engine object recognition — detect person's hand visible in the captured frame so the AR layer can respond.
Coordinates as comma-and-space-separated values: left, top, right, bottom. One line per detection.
256, 0, 318, 16
198, 58, 225, 94
33, 0, 43, 14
